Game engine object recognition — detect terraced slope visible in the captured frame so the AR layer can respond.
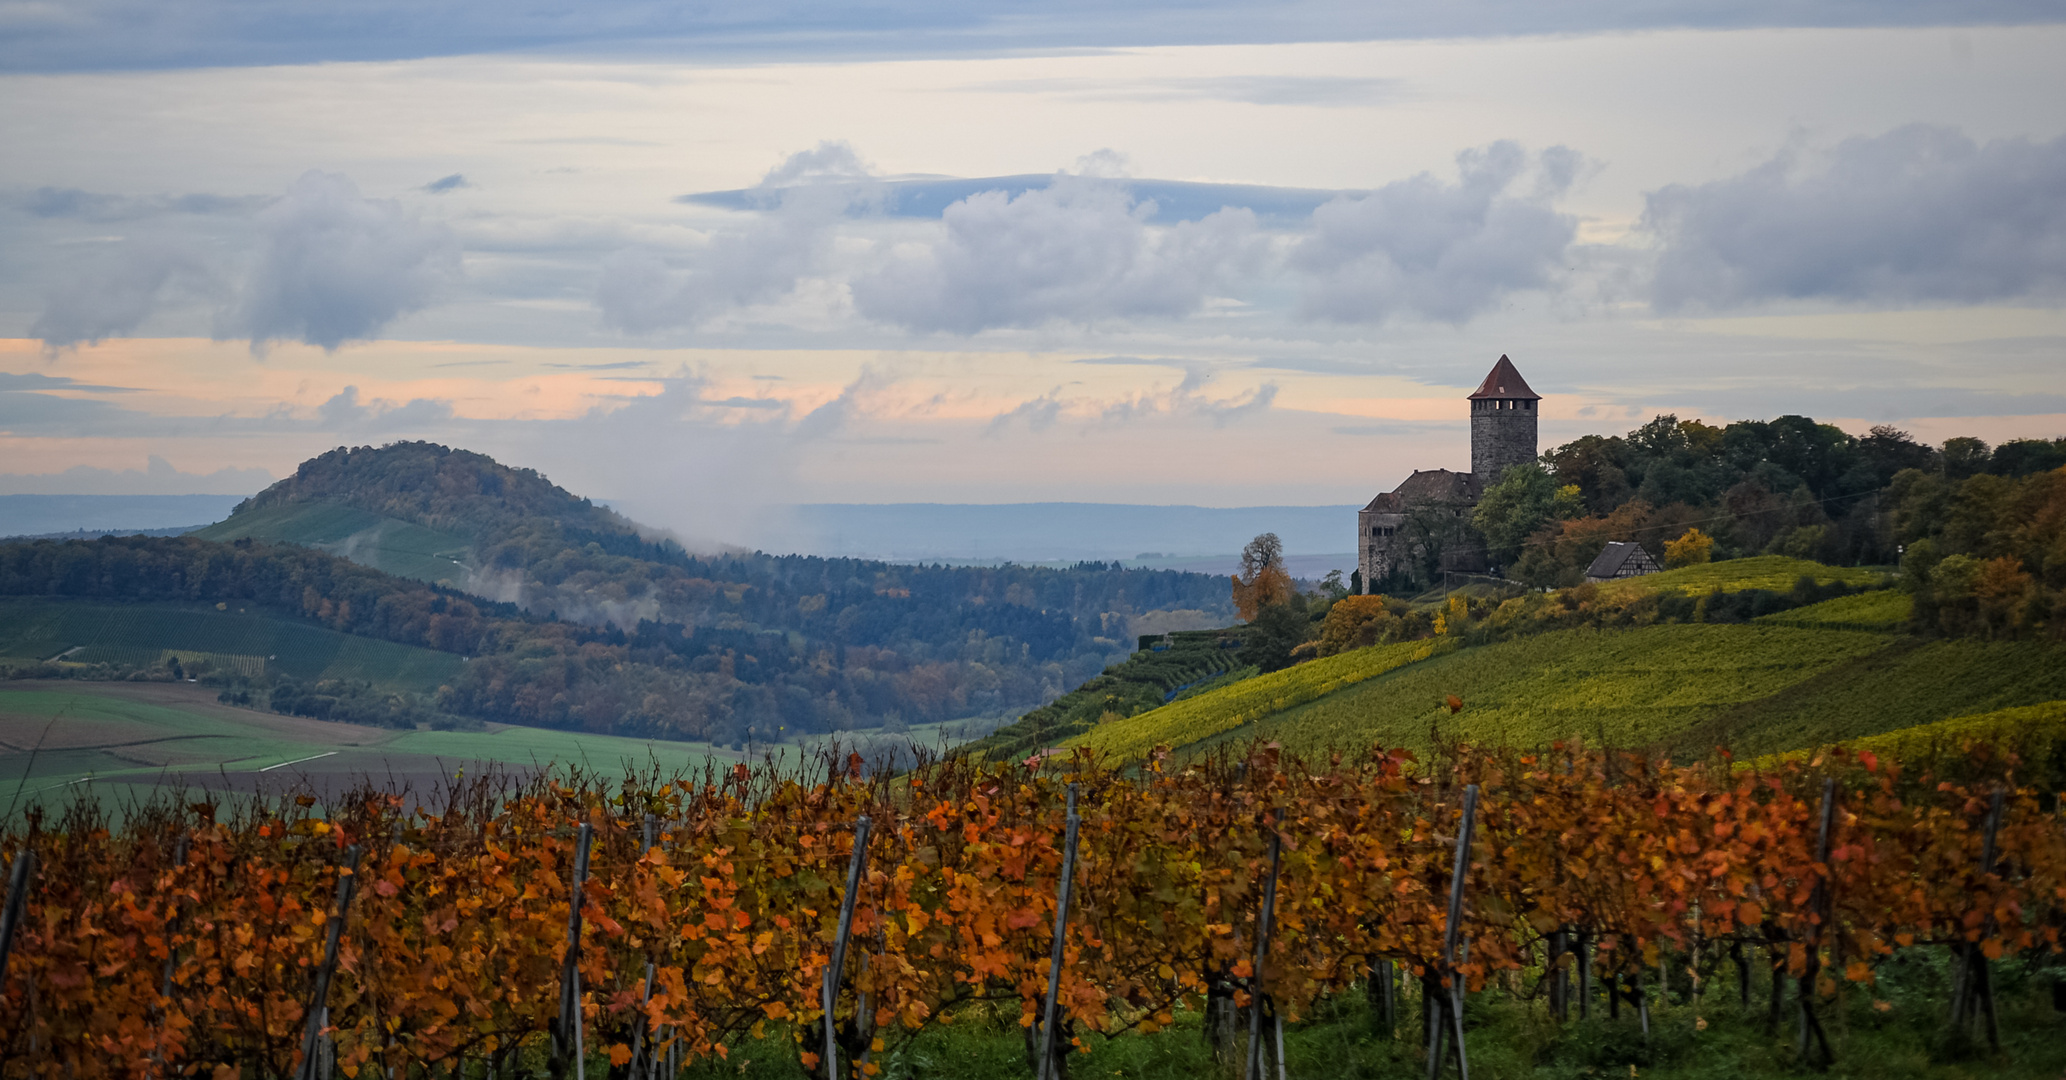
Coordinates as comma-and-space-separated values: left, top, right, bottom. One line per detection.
0, 598, 464, 692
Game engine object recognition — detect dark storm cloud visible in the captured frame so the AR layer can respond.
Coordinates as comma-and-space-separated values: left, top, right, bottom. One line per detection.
2, 0, 2054, 73
1643, 126, 2066, 311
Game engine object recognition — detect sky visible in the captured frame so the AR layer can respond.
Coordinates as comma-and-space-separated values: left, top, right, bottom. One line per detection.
2, 1, 2063, 550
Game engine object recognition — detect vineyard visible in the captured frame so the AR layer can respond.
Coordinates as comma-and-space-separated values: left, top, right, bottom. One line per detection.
1073, 638, 1446, 761
2, 740, 2063, 1079
0, 598, 466, 691
1589, 556, 1886, 602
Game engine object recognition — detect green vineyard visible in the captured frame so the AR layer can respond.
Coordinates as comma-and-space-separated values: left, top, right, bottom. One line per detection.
1073, 636, 1448, 760
0, 598, 465, 691
190, 501, 473, 585
1590, 554, 1887, 600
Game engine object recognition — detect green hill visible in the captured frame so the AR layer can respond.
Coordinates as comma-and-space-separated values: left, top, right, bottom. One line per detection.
173, 441, 1234, 745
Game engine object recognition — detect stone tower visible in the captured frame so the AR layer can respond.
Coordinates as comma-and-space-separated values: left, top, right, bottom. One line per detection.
1469, 355, 1540, 486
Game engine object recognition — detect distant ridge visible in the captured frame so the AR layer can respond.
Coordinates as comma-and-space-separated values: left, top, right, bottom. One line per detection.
0, 493, 249, 538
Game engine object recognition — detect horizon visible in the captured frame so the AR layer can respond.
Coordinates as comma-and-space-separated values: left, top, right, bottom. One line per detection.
3, 6, 2063, 548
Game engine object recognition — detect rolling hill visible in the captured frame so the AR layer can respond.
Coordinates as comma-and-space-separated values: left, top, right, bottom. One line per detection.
13, 442, 1234, 747
1032, 560, 2066, 764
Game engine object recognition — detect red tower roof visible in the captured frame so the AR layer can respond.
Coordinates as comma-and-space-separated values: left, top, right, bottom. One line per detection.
1467, 355, 1540, 400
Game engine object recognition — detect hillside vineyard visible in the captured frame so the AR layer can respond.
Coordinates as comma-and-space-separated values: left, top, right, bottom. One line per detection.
1, 743, 2061, 1075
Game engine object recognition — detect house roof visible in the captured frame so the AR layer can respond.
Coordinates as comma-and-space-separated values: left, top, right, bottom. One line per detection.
1584, 541, 1651, 579
1361, 469, 1482, 513
1467, 355, 1540, 401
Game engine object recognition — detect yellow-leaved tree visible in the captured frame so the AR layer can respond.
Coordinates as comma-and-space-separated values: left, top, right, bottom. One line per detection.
1231, 532, 1295, 621
1665, 527, 1714, 568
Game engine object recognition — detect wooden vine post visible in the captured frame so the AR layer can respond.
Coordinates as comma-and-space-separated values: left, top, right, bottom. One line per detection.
1427, 784, 1477, 1080
1949, 789, 2006, 1050
1795, 779, 1836, 1068
1035, 784, 1081, 1080
553, 823, 596, 1080
295, 845, 362, 1080
1243, 815, 1282, 1080
628, 814, 659, 1080
822, 815, 871, 1080
0, 845, 32, 998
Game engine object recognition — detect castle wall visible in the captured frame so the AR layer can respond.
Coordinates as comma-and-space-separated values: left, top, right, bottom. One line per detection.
1471, 401, 1538, 486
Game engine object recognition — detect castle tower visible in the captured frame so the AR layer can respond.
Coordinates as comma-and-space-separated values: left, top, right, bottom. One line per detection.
1469, 355, 1540, 486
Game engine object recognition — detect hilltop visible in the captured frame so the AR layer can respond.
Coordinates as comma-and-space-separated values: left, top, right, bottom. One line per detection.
100, 442, 1234, 746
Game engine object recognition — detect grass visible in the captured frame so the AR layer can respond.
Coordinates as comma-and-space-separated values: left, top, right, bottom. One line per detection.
190, 500, 473, 584
668, 950, 2066, 1079
0, 682, 737, 814
0, 597, 465, 691
1591, 555, 1889, 601
1197, 625, 1890, 758
1069, 638, 1448, 761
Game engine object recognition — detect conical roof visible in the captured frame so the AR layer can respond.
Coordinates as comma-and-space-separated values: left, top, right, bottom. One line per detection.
1467, 355, 1540, 400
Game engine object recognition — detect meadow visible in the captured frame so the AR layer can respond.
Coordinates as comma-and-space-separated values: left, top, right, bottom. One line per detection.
0, 597, 465, 690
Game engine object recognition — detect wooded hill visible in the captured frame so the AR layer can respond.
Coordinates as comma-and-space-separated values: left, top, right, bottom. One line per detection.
10, 442, 1231, 745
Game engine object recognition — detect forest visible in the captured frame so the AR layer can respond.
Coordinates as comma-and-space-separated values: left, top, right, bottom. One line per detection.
0, 533, 1219, 744
1374, 415, 2065, 625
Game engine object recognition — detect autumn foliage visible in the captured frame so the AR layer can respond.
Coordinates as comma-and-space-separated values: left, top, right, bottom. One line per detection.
2, 741, 2064, 1078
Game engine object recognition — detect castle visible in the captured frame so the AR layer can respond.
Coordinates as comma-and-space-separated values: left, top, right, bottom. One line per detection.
1357, 355, 1539, 591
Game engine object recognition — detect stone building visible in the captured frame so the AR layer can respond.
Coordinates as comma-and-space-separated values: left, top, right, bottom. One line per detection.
1357, 356, 1542, 591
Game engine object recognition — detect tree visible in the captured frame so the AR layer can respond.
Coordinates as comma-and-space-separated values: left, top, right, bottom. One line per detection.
1942, 437, 1992, 480
1472, 465, 1583, 568
1664, 527, 1714, 568
1231, 533, 1294, 621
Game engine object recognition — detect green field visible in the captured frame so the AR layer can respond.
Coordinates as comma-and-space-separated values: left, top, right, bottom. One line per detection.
0, 682, 737, 814
0, 598, 465, 691
190, 500, 472, 584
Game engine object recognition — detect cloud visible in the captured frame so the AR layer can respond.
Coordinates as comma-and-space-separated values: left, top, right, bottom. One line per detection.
314, 385, 455, 431
850, 175, 1265, 333
5, 0, 2055, 74
1642, 125, 2066, 311
985, 369, 1279, 433
594, 143, 865, 333
970, 74, 1406, 107
1290, 141, 1580, 323
0, 455, 272, 496
16, 187, 268, 221
424, 173, 470, 193
30, 241, 222, 349
26, 172, 461, 352
222, 171, 463, 351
